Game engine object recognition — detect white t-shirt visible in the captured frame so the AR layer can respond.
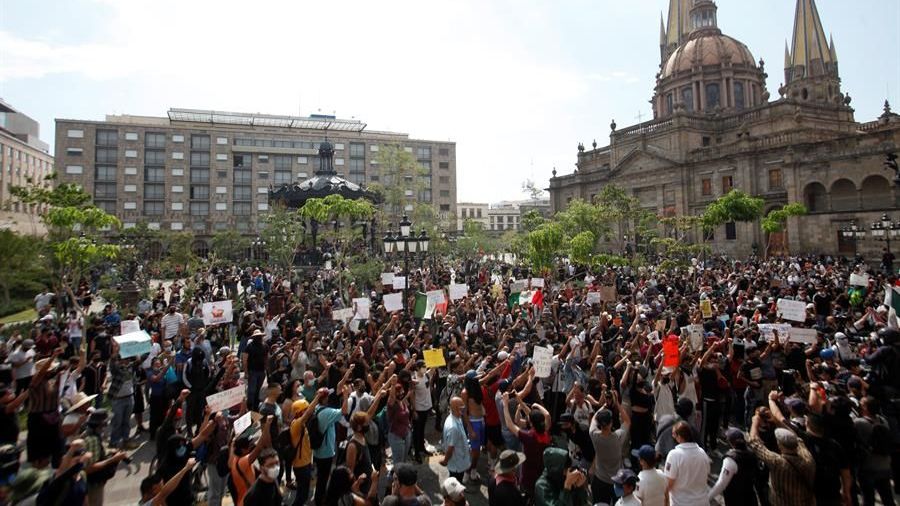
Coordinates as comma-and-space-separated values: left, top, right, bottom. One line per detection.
8, 348, 35, 380
67, 316, 83, 338
161, 312, 184, 341
635, 468, 668, 506
142, 342, 162, 370
413, 373, 432, 411
614, 494, 640, 506
653, 380, 676, 421
664, 442, 710, 506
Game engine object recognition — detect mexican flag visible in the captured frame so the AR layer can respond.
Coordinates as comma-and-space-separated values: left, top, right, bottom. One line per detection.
414, 292, 447, 319
884, 284, 900, 315
508, 288, 544, 309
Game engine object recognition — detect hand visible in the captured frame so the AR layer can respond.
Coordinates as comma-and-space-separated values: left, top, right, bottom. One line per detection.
768, 391, 780, 402
564, 468, 585, 490
185, 457, 197, 469
115, 451, 129, 462
179, 389, 190, 401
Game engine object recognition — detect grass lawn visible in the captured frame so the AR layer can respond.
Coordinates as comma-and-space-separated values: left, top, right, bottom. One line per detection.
0, 308, 37, 324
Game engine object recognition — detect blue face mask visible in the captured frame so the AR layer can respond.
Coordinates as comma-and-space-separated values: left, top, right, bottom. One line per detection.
613, 484, 624, 498
175, 446, 188, 458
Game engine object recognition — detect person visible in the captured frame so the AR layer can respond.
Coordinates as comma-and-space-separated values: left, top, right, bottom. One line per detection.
138, 458, 196, 506
387, 375, 413, 466
7, 339, 35, 395
26, 351, 65, 467
36, 438, 90, 506
411, 360, 434, 462
611, 468, 640, 506
663, 421, 710, 506
634, 445, 666, 506
747, 416, 815, 506
243, 448, 282, 505
533, 446, 590, 506
440, 396, 471, 483
708, 428, 760, 506
66, 311, 84, 352
441, 476, 467, 506
81, 410, 129, 505
160, 305, 184, 343
323, 465, 368, 506
312, 368, 353, 506
557, 412, 594, 471
288, 392, 324, 506
344, 387, 387, 497
501, 390, 551, 494
488, 449, 526, 505
107, 343, 136, 449
229, 416, 274, 506
0, 385, 29, 447
242, 330, 267, 419
157, 412, 216, 506
382, 462, 431, 505
588, 392, 631, 506
853, 396, 895, 506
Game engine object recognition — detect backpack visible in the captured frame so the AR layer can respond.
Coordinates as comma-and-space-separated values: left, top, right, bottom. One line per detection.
307, 407, 326, 450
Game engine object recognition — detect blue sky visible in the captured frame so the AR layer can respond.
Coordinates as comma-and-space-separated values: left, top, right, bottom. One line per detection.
1, 0, 898, 203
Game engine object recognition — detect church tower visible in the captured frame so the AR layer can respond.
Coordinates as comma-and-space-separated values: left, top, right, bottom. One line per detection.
782, 0, 845, 105
660, 0, 693, 63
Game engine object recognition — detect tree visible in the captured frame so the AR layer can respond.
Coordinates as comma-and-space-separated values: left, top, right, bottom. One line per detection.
0, 230, 49, 305
701, 189, 765, 231
521, 178, 546, 201
554, 199, 606, 249
262, 203, 306, 275
162, 231, 197, 272
761, 202, 807, 257
524, 222, 566, 274
568, 231, 596, 266
595, 185, 657, 254
210, 230, 251, 263
521, 209, 547, 233
370, 144, 431, 228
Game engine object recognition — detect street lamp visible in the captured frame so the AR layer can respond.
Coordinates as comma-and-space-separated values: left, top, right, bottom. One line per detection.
383, 215, 430, 312
869, 213, 900, 256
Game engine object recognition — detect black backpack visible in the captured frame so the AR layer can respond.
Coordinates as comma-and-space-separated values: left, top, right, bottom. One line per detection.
307, 407, 326, 450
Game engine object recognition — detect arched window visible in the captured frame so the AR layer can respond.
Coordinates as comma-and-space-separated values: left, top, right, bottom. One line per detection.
682, 87, 694, 111
734, 82, 745, 110
705, 83, 720, 110
830, 179, 857, 211
192, 240, 209, 258
803, 182, 827, 212
861, 175, 892, 209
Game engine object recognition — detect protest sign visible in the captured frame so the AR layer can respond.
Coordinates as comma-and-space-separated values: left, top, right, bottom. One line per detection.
393, 276, 407, 289
383, 292, 403, 312
700, 299, 713, 319
449, 284, 469, 301
120, 320, 140, 335
758, 323, 792, 342
686, 324, 704, 351
381, 272, 395, 286
531, 278, 545, 288
511, 280, 527, 293
202, 300, 233, 326
849, 273, 869, 287
586, 292, 602, 305
113, 331, 152, 358
770, 278, 783, 288
663, 337, 680, 368
426, 290, 446, 304
647, 330, 661, 344
600, 286, 617, 302
776, 298, 807, 322
532, 345, 553, 378
788, 327, 818, 344
352, 298, 371, 320
423, 348, 446, 368
349, 319, 361, 333
206, 384, 244, 412
233, 411, 253, 436
332, 308, 354, 322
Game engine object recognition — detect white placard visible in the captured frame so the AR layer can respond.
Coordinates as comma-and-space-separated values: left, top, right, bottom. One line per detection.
531, 278, 545, 288
393, 276, 407, 289
120, 320, 140, 335
776, 299, 807, 322
423, 298, 436, 320
233, 411, 253, 435
449, 284, 469, 301
113, 330, 152, 358
647, 330, 661, 344
426, 290, 446, 304
384, 292, 403, 312
758, 323, 793, 342
788, 327, 818, 345
511, 280, 527, 293
206, 385, 245, 412
202, 300, 233, 326
849, 273, 870, 286
381, 272, 395, 285
350, 319, 361, 333
586, 292, 602, 305
532, 345, 553, 378
686, 324, 704, 351
352, 298, 371, 320
332, 308, 354, 322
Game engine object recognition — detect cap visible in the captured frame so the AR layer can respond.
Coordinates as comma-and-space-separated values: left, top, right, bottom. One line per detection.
774, 428, 799, 450
611, 468, 638, 486
637, 445, 656, 464
725, 427, 746, 444
465, 370, 477, 380
292, 399, 310, 415
441, 477, 466, 502
394, 463, 417, 486
820, 348, 835, 360
497, 351, 509, 361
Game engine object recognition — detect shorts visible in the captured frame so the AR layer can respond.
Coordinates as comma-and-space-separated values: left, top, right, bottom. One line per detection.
485, 423, 503, 448
468, 418, 486, 451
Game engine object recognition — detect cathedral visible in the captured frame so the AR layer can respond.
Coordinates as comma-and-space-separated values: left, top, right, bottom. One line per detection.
548, 0, 900, 258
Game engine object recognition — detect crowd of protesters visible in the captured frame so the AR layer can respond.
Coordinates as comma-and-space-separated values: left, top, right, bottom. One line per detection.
0, 254, 897, 506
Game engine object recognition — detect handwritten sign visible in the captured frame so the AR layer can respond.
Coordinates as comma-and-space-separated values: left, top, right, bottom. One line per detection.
511, 280, 527, 293
233, 411, 253, 436
531, 278, 545, 288
600, 286, 617, 302
788, 327, 818, 345
423, 348, 446, 368
647, 330, 661, 345
114, 330, 152, 358
586, 292, 602, 305
393, 276, 406, 289
383, 292, 403, 312
352, 298, 371, 320
202, 300, 233, 326
449, 284, 469, 301
206, 384, 245, 413
120, 320, 141, 336
849, 273, 869, 287
700, 299, 713, 319
758, 323, 792, 342
332, 308, 354, 322
532, 345, 553, 378
426, 290, 446, 304
776, 299, 807, 322
381, 272, 395, 285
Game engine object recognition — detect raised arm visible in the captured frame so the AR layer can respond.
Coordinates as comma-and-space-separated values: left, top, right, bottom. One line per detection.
152, 458, 196, 506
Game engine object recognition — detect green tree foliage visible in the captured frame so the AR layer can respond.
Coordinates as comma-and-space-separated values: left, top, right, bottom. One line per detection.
521, 209, 547, 233
568, 231, 595, 266
0, 230, 50, 305
162, 231, 197, 271
761, 202, 807, 256
263, 203, 307, 275
701, 190, 765, 230
554, 199, 606, 247
525, 222, 566, 273
210, 230, 251, 263
370, 144, 430, 228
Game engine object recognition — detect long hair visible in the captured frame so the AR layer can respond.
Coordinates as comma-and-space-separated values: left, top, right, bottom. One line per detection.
325, 466, 354, 504
464, 376, 483, 404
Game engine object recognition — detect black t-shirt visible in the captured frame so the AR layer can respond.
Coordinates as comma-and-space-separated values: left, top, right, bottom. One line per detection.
243, 478, 282, 506
801, 432, 847, 506
489, 480, 524, 506
813, 292, 832, 316
244, 339, 267, 372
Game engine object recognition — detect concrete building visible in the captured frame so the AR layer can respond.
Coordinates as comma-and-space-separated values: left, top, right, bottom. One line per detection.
549, 0, 900, 258
55, 108, 456, 247
0, 100, 53, 235
456, 202, 490, 231
488, 203, 520, 232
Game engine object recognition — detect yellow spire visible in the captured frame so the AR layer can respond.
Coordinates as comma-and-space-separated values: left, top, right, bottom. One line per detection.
789, 0, 832, 72
784, 40, 791, 69
665, 0, 692, 47
660, 12, 666, 47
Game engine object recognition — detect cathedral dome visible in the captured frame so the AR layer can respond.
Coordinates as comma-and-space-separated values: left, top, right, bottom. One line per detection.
661, 33, 757, 79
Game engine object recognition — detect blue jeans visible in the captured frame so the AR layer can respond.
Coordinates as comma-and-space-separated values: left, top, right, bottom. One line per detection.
388, 432, 411, 465
207, 462, 225, 506
110, 396, 134, 446
247, 370, 265, 411
69, 336, 82, 353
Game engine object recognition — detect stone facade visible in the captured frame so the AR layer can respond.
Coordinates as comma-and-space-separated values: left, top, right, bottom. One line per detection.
549, 0, 900, 258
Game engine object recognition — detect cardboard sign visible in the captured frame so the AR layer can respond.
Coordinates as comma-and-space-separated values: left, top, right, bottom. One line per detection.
423, 348, 446, 368
511, 280, 527, 293
700, 299, 713, 319
647, 330, 661, 345
352, 298, 371, 320
849, 273, 870, 287
531, 278, 545, 288
586, 292, 602, 305
663, 337, 680, 368
202, 300, 233, 326
788, 327, 818, 345
532, 345, 553, 378
233, 411, 254, 436
120, 320, 141, 336
685, 324, 704, 351
332, 308, 354, 322
114, 330, 152, 358
770, 278, 783, 288
600, 286, 617, 302
776, 299, 807, 322
758, 323, 792, 342
206, 385, 245, 412
449, 284, 469, 301
426, 290, 446, 304
381, 272, 395, 285
393, 276, 407, 289
383, 292, 403, 312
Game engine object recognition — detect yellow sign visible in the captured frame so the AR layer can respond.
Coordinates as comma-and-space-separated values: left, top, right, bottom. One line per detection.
423, 348, 447, 368
700, 299, 713, 319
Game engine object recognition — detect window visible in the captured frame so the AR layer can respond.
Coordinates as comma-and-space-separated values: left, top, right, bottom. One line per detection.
349, 143, 365, 158
145, 133, 166, 148
439, 161, 449, 169
273, 171, 292, 185
734, 82, 745, 110
66, 148, 83, 156
145, 149, 166, 165
67, 129, 84, 139
705, 83, 720, 110
440, 204, 450, 212
190, 202, 209, 216
419, 161, 431, 172
768, 169, 783, 190
190, 185, 209, 200
96, 130, 118, 147
417, 147, 431, 160
701, 178, 712, 196
95, 200, 117, 214
439, 148, 449, 156
419, 189, 432, 202
95, 165, 116, 181
725, 222, 737, 240
144, 201, 163, 215
666, 93, 674, 115
94, 183, 117, 199
273, 155, 292, 170
233, 202, 251, 215
682, 87, 694, 111
233, 185, 251, 201
96, 148, 118, 163
439, 176, 450, 184
476, 208, 482, 218
191, 168, 210, 183
349, 159, 365, 173
190, 152, 210, 166
349, 173, 366, 185
234, 154, 252, 168
440, 190, 450, 197
144, 184, 164, 199
191, 135, 210, 150
702, 136, 711, 147
722, 175, 733, 193
234, 169, 251, 184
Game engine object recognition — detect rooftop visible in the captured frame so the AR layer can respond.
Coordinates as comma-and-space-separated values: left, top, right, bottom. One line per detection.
166, 108, 367, 132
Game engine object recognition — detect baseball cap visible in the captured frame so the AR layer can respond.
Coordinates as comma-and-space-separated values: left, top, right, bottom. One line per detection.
612, 468, 638, 486
725, 427, 746, 444
441, 477, 466, 502
637, 445, 656, 464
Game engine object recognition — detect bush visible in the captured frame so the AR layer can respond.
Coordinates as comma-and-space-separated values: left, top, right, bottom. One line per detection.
0, 299, 32, 318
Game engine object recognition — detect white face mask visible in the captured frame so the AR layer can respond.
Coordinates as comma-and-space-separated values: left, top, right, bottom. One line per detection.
265, 465, 280, 481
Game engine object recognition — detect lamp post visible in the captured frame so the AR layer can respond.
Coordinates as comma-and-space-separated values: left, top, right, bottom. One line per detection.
869, 213, 900, 255
382, 215, 430, 311
251, 236, 266, 261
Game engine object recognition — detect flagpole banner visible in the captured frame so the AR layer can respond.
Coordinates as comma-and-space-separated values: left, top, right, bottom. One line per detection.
776, 298, 807, 322
202, 300, 233, 326
381, 273, 395, 285
449, 284, 469, 301
532, 345, 553, 378
206, 384, 245, 412
518, 290, 535, 306
885, 284, 900, 315
423, 348, 446, 368
383, 292, 403, 312
114, 330, 152, 358
352, 298, 371, 320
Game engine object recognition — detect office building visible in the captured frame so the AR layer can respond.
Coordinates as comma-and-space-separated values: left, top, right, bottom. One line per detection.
0, 99, 53, 235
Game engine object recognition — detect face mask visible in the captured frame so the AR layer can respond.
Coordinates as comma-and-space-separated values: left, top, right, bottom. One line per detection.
265, 465, 279, 480
613, 484, 624, 497
175, 445, 188, 458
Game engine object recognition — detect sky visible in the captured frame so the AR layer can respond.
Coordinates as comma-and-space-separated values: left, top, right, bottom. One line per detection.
1, 0, 898, 203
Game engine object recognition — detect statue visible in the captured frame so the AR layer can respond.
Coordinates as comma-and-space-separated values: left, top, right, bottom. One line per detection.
610, 119, 617, 131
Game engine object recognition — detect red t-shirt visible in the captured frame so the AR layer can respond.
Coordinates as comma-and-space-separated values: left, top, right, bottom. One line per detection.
483, 384, 500, 425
